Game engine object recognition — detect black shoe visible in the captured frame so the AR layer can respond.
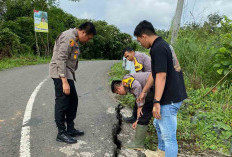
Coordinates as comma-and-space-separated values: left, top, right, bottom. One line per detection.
67, 129, 84, 136
56, 132, 77, 144
123, 116, 136, 124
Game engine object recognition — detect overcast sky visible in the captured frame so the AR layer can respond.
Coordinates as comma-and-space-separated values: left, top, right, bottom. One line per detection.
59, 0, 232, 36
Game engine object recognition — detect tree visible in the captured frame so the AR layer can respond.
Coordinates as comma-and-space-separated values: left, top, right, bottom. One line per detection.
0, 0, 136, 59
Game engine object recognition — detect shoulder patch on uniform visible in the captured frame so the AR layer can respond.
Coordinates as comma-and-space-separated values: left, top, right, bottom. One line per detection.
134, 57, 143, 72
122, 77, 135, 88
70, 39, 75, 47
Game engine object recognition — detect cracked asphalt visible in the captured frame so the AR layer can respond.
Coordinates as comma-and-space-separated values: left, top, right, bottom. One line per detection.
0, 61, 121, 157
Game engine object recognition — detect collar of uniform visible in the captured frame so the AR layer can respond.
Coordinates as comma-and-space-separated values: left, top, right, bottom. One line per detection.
134, 51, 139, 58
73, 28, 78, 40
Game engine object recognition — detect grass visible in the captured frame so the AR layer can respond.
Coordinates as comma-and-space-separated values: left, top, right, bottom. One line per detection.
0, 54, 51, 71
177, 85, 232, 154
109, 62, 232, 156
0, 54, 93, 71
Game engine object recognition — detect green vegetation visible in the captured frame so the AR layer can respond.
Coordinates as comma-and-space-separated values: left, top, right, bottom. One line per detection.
1, 1, 231, 154
0, 0, 143, 70
177, 85, 231, 153
0, 54, 50, 71
109, 15, 232, 155
174, 14, 232, 88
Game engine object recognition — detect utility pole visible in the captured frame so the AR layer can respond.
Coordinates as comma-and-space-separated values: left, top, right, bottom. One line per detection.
170, 0, 185, 45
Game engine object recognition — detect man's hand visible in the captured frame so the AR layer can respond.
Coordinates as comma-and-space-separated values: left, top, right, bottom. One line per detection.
132, 120, 138, 129
137, 92, 147, 103
153, 103, 161, 119
62, 82, 70, 95
61, 77, 70, 95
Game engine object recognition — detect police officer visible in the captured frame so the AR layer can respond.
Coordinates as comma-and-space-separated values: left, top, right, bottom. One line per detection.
123, 47, 151, 73
49, 22, 96, 144
111, 72, 154, 150
122, 47, 151, 124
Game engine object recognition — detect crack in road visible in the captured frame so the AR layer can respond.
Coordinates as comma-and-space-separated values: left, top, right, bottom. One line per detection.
112, 104, 123, 157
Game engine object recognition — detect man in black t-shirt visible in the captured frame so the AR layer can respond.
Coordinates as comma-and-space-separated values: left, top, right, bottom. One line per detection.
133, 20, 187, 157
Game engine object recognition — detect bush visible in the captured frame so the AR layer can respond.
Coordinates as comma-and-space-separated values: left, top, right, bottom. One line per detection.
0, 28, 21, 58
80, 22, 136, 60
213, 16, 232, 80
174, 16, 232, 88
174, 27, 219, 88
177, 84, 232, 154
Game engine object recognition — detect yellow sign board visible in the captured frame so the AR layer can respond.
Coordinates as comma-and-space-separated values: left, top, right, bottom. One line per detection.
34, 10, 48, 33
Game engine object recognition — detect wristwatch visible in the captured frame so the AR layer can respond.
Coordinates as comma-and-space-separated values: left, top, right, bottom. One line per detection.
153, 99, 160, 104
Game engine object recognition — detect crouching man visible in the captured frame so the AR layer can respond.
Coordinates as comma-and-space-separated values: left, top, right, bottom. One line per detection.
111, 72, 154, 150
122, 47, 151, 124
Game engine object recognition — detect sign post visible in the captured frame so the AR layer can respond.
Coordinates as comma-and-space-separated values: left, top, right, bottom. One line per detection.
33, 10, 49, 56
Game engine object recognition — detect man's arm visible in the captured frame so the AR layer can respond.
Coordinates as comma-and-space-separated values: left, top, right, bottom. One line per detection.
57, 34, 69, 78
153, 72, 166, 119
151, 45, 168, 119
57, 34, 70, 95
137, 73, 154, 102
131, 80, 143, 106
131, 80, 144, 120
154, 72, 166, 101
132, 106, 143, 129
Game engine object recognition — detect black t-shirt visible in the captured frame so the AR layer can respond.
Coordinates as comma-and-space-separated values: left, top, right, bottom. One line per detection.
150, 37, 187, 105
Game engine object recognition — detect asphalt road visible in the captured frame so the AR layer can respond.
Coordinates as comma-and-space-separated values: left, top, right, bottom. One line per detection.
0, 61, 120, 157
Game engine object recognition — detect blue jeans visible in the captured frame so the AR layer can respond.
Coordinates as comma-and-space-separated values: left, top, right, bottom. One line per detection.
153, 101, 182, 157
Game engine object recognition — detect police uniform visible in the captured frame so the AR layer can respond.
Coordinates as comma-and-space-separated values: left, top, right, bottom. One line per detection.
134, 51, 151, 73
131, 52, 151, 121
122, 72, 153, 125
49, 28, 80, 133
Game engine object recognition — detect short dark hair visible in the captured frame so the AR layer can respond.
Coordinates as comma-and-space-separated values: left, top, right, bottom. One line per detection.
134, 20, 156, 37
122, 47, 134, 56
78, 22, 96, 35
111, 80, 122, 93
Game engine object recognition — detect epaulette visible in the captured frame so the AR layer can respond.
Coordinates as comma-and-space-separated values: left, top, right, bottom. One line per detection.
122, 77, 135, 88
134, 57, 143, 72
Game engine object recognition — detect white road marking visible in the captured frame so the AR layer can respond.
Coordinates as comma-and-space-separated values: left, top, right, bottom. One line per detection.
20, 77, 48, 157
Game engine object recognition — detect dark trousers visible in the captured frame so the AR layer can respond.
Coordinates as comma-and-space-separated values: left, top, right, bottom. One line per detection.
53, 78, 78, 132
137, 90, 154, 125
132, 102, 138, 119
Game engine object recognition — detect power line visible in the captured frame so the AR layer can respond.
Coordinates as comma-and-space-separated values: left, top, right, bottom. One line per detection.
191, 0, 197, 22
192, 0, 197, 14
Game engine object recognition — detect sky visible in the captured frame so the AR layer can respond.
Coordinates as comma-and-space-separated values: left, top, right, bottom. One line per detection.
59, 0, 232, 36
